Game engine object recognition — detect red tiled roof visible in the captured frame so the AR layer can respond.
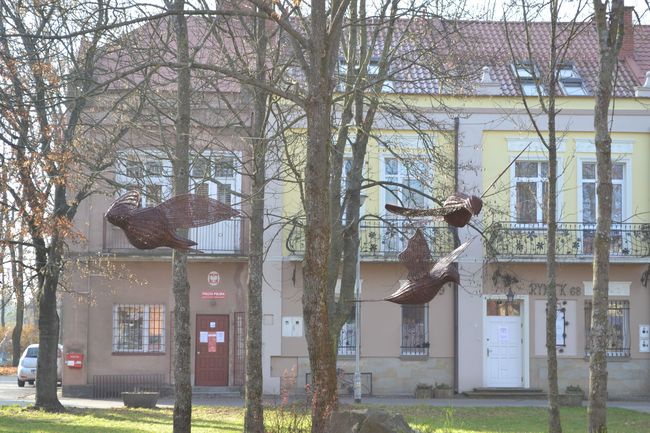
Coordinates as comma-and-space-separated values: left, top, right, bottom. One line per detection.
95, 15, 650, 98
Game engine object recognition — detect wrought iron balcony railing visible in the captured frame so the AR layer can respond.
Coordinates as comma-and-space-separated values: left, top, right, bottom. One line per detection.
285, 217, 455, 260
103, 218, 246, 255
487, 221, 650, 259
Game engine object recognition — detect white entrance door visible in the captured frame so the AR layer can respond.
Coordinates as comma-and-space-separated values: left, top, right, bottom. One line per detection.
484, 299, 523, 387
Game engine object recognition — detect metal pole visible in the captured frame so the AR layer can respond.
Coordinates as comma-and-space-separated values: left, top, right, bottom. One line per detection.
353, 235, 362, 403
354, 193, 366, 404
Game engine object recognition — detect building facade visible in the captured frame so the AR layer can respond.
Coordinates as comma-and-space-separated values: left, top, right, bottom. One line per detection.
62, 10, 650, 398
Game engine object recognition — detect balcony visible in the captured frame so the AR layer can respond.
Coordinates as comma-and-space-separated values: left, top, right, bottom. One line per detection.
487, 221, 650, 261
103, 218, 246, 255
285, 217, 455, 260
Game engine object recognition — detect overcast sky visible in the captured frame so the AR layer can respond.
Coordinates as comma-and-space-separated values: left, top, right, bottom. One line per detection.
462, 0, 649, 24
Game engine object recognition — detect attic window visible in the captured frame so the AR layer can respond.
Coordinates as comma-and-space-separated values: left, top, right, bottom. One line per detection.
558, 65, 588, 96
339, 58, 380, 78
338, 57, 392, 92
513, 62, 545, 96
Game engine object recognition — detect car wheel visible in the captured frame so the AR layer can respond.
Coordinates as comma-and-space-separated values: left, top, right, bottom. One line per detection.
28, 380, 34, 385
17, 380, 25, 387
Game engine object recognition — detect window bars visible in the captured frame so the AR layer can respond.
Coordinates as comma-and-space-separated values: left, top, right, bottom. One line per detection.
112, 304, 165, 353
584, 300, 630, 357
401, 304, 429, 356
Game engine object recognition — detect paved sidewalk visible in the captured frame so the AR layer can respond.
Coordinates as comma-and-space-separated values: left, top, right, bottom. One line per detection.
17, 394, 650, 414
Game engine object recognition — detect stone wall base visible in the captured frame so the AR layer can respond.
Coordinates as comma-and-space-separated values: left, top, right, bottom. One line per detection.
531, 357, 650, 398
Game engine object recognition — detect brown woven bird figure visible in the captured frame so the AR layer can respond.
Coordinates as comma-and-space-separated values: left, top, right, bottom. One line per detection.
385, 192, 482, 228
385, 229, 471, 305
105, 190, 238, 252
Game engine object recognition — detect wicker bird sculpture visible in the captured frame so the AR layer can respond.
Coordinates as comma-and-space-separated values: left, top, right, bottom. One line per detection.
385, 229, 471, 305
105, 190, 238, 252
385, 192, 483, 228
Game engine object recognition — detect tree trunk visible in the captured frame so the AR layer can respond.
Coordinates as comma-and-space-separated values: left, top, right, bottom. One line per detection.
546, 4, 561, 430
243, 8, 269, 433
546, 137, 562, 433
34, 241, 64, 412
303, 64, 338, 433
11, 241, 25, 367
172, 0, 192, 431
300, 1, 346, 431
589, 2, 624, 432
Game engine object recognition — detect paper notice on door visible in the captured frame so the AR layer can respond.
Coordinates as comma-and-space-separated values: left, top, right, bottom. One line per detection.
216, 331, 225, 343
199, 331, 208, 343
498, 326, 509, 342
208, 335, 217, 352
209, 321, 216, 328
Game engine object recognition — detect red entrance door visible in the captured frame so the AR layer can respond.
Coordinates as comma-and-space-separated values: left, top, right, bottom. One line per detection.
195, 314, 229, 386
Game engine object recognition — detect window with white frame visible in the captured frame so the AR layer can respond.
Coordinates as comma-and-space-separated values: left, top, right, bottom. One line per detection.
580, 160, 626, 254
112, 304, 165, 353
513, 160, 548, 224
118, 154, 170, 206
401, 304, 429, 356
512, 62, 546, 96
558, 65, 588, 96
383, 157, 429, 210
581, 161, 625, 224
189, 153, 240, 206
338, 57, 393, 92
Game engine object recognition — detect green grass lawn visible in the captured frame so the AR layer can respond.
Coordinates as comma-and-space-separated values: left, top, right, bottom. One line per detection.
0, 404, 649, 433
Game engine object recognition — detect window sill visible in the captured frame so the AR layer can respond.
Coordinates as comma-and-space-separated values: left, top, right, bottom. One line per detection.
112, 352, 166, 356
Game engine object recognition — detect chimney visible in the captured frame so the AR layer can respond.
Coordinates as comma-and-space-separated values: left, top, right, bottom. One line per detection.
619, 6, 635, 59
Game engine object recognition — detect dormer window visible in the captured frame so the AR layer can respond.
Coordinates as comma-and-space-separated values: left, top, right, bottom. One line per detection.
338, 57, 392, 92
513, 61, 545, 96
558, 65, 588, 96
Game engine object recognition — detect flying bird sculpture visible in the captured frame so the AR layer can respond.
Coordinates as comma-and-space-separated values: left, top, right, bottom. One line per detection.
105, 190, 238, 252
385, 229, 471, 305
385, 192, 482, 228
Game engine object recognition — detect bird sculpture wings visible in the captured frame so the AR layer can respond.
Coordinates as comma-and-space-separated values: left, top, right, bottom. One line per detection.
105, 190, 238, 252
385, 231, 471, 305
385, 192, 483, 228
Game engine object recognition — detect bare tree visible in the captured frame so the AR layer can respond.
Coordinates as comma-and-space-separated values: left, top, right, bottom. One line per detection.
503, 1, 590, 431
589, 1, 625, 431
0, 0, 137, 411
169, 0, 194, 431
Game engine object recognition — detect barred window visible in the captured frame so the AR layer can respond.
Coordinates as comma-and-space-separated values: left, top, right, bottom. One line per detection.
584, 300, 630, 358
401, 304, 429, 356
338, 306, 356, 356
112, 304, 165, 353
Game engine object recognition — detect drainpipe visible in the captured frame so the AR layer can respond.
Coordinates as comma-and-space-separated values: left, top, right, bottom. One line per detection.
452, 117, 460, 394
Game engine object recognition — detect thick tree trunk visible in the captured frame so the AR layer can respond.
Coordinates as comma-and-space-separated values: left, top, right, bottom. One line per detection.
589, 2, 624, 432
172, 251, 192, 433
34, 241, 64, 412
303, 71, 339, 433
303, 104, 339, 433
300, 1, 345, 432
172, 0, 192, 431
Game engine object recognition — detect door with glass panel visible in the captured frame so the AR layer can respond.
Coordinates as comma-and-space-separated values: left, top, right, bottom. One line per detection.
484, 299, 523, 388
190, 154, 241, 253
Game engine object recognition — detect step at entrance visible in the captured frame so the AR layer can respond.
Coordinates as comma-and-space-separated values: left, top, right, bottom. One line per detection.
192, 386, 241, 398
464, 387, 546, 399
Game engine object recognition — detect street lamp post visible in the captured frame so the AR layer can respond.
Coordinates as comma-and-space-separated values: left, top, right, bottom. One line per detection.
354, 194, 367, 404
